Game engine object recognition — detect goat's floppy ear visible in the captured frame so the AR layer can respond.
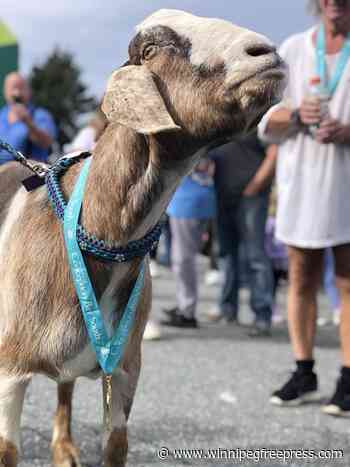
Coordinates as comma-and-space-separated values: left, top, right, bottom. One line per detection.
102, 66, 181, 135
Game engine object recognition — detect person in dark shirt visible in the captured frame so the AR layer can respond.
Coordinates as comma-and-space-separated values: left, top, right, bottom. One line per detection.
208, 132, 276, 336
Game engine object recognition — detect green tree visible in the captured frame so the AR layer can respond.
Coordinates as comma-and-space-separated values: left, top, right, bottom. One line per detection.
29, 48, 97, 148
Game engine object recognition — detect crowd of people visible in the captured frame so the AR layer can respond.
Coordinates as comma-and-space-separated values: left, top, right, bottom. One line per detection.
148, 0, 350, 418
1, 0, 350, 417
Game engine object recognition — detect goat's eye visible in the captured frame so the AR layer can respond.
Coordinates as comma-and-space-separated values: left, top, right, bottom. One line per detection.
142, 45, 158, 61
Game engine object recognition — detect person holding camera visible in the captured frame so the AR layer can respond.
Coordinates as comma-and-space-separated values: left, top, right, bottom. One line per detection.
0, 72, 57, 165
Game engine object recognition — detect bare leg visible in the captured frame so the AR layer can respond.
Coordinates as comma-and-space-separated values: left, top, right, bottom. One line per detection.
51, 381, 81, 467
0, 373, 30, 467
287, 247, 323, 360
333, 244, 350, 367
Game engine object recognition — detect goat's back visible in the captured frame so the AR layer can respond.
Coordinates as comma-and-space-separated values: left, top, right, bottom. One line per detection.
0, 162, 32, 226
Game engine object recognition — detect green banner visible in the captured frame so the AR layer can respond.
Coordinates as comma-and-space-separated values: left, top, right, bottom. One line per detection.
0, 21, 18, 107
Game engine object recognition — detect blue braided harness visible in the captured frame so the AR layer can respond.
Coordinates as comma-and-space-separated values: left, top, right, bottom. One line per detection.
46, 153, 162, 262
0, 140, 162, 263
1, 139, 160, 376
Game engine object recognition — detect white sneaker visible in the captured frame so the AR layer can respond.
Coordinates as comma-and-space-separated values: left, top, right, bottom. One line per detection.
317, 316, 332, 327
204, 269, 224, 286
149, 260, 161, 278
203, 307, 223, 322
272, 312, 285, 325
271, 304, 284, 326
333, 308, 341, 326
143, 321, 161, 341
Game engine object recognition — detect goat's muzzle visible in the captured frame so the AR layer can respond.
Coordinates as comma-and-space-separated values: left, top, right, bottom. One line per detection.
225, 51, 287, 92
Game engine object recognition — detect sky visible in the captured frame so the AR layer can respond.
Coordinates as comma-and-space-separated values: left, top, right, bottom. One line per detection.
1, 1, 314, 100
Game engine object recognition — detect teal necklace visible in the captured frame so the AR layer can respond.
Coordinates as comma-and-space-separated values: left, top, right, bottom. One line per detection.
316, 23, 350, 95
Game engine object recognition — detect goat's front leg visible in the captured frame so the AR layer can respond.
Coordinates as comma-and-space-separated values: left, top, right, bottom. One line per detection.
102, 353, 141, 467
51, 381, 81, 467
0, 373, 30, 467
102, 372, 128, 467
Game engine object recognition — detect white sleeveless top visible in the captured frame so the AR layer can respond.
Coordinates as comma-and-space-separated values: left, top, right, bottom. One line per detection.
259, 27, 350, 248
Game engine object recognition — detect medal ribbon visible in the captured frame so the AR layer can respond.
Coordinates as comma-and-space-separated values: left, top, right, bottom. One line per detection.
63, 157, 145, 374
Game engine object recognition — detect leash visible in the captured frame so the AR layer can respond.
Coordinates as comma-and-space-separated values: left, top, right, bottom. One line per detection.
0, 139, 47, 178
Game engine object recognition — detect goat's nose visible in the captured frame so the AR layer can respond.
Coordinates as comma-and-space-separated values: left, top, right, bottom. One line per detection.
224, 33, 284, 88
244, 42, 276, 58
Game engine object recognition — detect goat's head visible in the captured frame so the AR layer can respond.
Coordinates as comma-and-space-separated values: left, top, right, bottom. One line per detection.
102, 9, 286, 142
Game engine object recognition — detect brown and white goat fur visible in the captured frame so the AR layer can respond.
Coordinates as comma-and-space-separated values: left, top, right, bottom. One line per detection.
0, 9, 285, 467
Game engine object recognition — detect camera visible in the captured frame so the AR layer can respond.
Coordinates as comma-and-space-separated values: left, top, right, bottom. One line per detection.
12, 95, 23, 104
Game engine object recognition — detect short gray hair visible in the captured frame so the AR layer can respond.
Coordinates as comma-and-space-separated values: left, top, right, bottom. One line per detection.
307, 0, 321, 15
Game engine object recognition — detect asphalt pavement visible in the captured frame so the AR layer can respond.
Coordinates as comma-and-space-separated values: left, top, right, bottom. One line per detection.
20, 258, 350, 467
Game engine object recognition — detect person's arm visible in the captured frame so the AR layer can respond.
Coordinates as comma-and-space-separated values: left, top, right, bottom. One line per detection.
265, 97, 321, 140
26, 118, 53, 149
13, 104, 54, 149
258, 103, 303, 144
243, 144, 277, 196
195, 157, 215, 177
260, 35, 322, 143
314, 119, 350, 145
265, 107, 294, 136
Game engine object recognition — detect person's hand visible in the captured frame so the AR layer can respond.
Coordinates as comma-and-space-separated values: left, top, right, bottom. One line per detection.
243, 179, 262, 197
11, 104, 32, 125
196, 159, 215, 176
314, 118, 350, 144
299, 96, 321, 126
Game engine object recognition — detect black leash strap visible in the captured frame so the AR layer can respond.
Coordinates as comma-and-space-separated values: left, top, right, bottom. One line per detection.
0, 138, 48, 191
0, 138, 48, 178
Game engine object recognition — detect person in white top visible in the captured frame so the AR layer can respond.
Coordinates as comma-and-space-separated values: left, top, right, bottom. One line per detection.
259, 0, 350, 415
69, 108, 107, 152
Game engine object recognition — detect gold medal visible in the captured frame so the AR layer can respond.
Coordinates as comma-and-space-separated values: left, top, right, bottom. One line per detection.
103, 374, 113, 433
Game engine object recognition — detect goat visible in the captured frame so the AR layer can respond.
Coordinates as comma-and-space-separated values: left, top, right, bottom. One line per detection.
0, 9, 286, 467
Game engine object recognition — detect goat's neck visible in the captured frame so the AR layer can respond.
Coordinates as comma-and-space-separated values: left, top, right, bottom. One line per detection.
81, 124, 207, 247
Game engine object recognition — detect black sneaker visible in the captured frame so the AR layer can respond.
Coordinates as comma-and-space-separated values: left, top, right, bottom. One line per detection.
270, 371, 319, 406
160, 312, 198, 329
224, 315, 239, 325
322, 377, 350, 417
162, 306, 179, 318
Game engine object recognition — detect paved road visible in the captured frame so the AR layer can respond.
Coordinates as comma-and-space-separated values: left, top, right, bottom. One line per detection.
20, 260, 349, 466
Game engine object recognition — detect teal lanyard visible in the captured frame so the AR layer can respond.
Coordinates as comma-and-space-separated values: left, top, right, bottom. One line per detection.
316, 23, 350, 95
63, 157, 145, 375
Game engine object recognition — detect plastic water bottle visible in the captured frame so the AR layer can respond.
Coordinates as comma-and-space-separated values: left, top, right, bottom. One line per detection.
308, 76, 330, 136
